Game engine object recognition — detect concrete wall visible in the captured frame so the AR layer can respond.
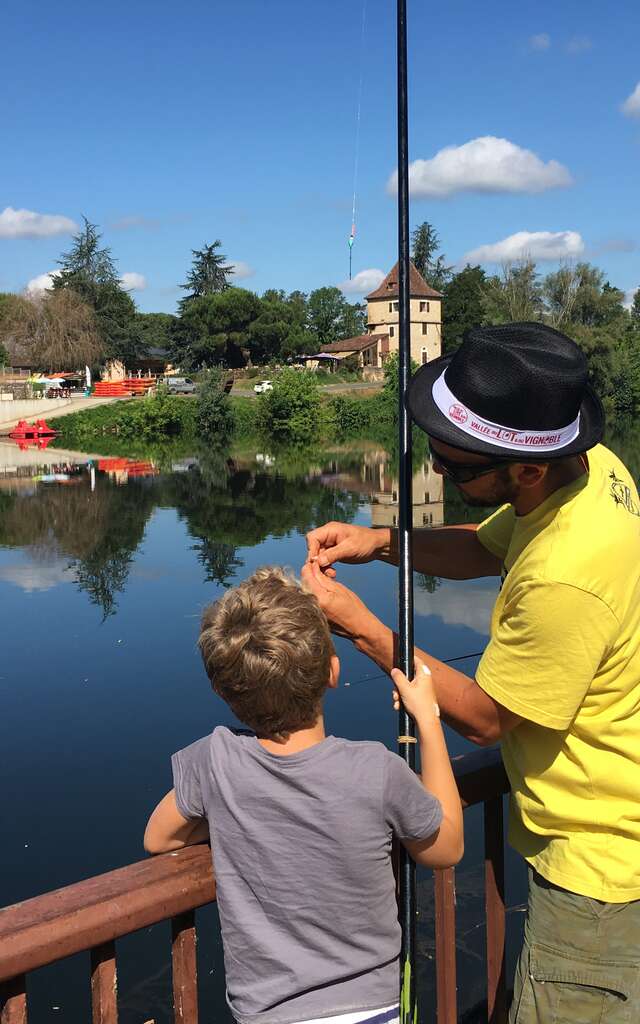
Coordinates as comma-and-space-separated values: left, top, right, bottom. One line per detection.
0, 397, 121, 433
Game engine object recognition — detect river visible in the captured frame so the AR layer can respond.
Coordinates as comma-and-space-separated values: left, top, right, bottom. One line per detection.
3, 433, 634, 1022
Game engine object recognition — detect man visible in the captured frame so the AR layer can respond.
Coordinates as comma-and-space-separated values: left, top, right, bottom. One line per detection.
304, 322, 640, 1022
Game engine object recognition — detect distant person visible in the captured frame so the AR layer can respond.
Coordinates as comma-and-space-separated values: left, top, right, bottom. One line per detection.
144, 567, 463, 1024
306, 323, 640, 1022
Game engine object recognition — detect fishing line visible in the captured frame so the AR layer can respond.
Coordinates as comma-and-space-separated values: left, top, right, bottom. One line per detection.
342, 651, 486, 688
348, 0, 367, 279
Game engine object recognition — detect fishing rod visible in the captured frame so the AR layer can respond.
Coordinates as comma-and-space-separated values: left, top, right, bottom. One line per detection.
395, 1, 416, 1022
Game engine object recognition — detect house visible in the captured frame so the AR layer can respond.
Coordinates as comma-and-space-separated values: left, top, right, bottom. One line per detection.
307, 261, 442, 372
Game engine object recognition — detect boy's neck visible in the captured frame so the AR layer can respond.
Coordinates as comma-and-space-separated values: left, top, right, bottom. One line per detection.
257, 716, 327, 756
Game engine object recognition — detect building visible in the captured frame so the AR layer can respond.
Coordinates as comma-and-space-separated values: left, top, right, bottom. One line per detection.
311, 261, 442, 372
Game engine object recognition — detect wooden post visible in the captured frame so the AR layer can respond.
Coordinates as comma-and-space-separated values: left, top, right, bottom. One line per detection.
172, 912, 198, 1024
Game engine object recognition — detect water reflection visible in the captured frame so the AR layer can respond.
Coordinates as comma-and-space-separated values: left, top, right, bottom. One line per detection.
0, 440, 448, 617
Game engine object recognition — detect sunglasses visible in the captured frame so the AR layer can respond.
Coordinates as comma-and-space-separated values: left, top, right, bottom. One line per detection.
428, 442, 511, 484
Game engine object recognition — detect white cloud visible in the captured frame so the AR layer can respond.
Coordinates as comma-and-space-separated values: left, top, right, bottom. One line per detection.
414, 578, 498, 635
624, 287, 638, 310
387, 136, 573, 199
120, 272, 147, 291
529, 33, 550, 51
0, 206, 77, 239
25, 270, 59, 296
621, 82, 640, 118
228, 260, 254, 280
463, 230, 585, 264
339, 268, 385, 294
0, 561, 74, 592
567, 35, 592, 54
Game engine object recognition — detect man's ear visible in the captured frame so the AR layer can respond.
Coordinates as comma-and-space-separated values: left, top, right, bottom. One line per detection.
328, 653, 340, 689
514, 462, 548, 489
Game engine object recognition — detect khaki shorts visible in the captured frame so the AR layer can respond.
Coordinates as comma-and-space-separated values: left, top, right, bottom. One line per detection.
509, 869, 640, 1023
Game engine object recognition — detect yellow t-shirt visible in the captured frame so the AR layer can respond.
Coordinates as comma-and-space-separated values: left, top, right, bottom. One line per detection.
476, 444, 640, 902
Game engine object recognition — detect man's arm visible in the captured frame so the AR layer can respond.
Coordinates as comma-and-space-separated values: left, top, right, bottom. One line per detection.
300, 561, 521, 746
144, 789, 209, 854
306, 522, 501, 580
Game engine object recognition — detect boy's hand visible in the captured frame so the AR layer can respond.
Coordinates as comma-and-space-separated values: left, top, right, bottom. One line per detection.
306, 522, 389, 568
391, 661, 440, 724
300, 559, 374, 639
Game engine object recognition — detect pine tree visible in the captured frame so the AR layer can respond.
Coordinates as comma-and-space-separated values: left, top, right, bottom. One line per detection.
411, 222, 453, 290
179, 242, 232, 310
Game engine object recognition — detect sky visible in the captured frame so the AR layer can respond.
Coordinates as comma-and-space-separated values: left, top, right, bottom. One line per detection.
1, 0, 639, 313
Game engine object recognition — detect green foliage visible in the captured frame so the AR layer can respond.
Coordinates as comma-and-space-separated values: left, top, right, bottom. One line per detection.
54, 391, 197, 445
179, 241, 232, 311
0, 340, 7, 366
174, 287, 262, 367
307, 287, 365, 346
255, 368, 322, 442
196, 369, 234, 441
483, 260, 544, 322
442, 265, 487, 353
136, 312, 178, 353
329, 394, 372, 436
411, 222, 453, 291
53, 218, 142, 363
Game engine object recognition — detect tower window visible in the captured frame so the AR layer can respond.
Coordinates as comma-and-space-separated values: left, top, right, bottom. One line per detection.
421, 347, 428, 365
388, 302, 393, 312
393, 301, 399, 311
420, 301, 430, 312
422, 322, 428, 335
389, 327, 394, 337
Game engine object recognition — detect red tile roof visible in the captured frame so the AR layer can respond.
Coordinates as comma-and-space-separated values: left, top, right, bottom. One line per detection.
320, 333, 387, 353
366, 260, 442, 300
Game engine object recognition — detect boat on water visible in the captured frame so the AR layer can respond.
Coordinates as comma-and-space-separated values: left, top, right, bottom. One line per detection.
8, 419, 59, 441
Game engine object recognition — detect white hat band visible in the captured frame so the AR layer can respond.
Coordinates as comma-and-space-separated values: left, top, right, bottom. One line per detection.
432, 370, 581, 452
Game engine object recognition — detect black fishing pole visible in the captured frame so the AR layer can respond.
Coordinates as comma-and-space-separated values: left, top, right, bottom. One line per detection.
395, 1, 417, 1022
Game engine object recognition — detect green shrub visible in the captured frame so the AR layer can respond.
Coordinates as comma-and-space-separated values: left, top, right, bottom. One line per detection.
196, 369, 234, 441
329, 395, 372, 436
255, 368, 321, 442
232, 397, 259, 437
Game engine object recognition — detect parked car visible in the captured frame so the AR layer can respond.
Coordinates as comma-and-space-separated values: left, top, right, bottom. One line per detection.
254, 380, 274, 394
164, 377, 197, 395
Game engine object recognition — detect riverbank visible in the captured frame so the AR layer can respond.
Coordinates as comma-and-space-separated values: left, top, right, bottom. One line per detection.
48, 375, 391, 452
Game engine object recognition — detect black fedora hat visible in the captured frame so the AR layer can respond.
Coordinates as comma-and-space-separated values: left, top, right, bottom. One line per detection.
407, 322, 604, 460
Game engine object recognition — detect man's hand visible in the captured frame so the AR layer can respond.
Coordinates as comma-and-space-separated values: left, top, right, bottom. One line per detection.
306, 522, 390, 568
300, 560, 375, 639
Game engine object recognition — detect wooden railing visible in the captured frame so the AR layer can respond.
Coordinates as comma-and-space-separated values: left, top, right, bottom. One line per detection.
0, 748, 509, 1024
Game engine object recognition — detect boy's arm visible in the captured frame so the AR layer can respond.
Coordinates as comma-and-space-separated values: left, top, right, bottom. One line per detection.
144, 789, 209, 854
393, 664, 464, 869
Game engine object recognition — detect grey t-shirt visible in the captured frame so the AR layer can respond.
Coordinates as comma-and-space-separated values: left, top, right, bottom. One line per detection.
172, 727, 441, 1024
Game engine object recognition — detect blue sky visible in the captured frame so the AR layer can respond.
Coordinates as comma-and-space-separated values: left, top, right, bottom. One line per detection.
1, 0, 639, 313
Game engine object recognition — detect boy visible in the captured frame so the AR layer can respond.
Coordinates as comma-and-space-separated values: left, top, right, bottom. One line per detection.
144, 567, 463, 1024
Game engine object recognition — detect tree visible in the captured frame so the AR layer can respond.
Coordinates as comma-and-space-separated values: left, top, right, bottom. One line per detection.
631, 289, 640, 326
0, 290, 102, 370
53, 217, 141, 362
0, 341, 7, 366
196, 369, 234, 440
136, 312, 179, 353
175, 287, 261, 367
307, 287, 365, 347
411, 222, 453, 291
55, 217, 119, 298
307, 287, 347, 345
179, 241, 232, 310
544, 263, 626, 330
442, 265, 487, 353
483, 260, 544, 323
255, 368, 322, 442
